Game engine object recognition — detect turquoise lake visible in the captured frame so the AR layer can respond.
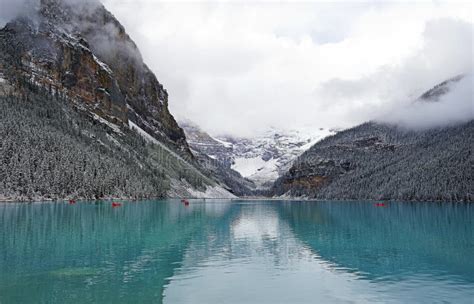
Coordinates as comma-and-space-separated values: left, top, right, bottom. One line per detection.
0, 200, 473, 303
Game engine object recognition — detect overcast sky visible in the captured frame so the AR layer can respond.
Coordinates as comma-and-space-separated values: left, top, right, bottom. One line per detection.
99, 0, 473, 136
2, 0, 473, 136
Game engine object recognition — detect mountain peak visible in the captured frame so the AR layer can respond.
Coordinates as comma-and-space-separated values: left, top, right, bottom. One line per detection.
1, 0, 192, 156
418, 74, 464, 102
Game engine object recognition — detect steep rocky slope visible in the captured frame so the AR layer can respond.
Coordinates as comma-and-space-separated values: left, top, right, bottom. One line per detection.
0, 0, 234, 200
273, 76, 473, 202
181, 120, 335, 190
180, 121, 257, 196
223, 128, 335, 188
1, 0, 191, 156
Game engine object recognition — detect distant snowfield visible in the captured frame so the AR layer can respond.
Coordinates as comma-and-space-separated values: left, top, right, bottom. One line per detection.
232, 157, 279, 183
181, 119, 337, 190
232, 156, 269, 178
227, 127, 335, 188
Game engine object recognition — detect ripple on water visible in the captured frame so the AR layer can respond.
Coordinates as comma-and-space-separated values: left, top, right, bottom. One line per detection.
0, 200, 473, 304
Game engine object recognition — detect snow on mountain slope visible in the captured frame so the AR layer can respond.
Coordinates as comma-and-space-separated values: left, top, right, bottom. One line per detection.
0, 0, 234, 200
273, 75, 474, 202
224, 128, 335, 188
181, 121, 336, 190
129, 121, 235, 198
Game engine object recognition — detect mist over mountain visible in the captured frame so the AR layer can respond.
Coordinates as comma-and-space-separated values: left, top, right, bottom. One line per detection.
181, 121, 335, 190
0, 0, 472, 202
380, 73, 473, 130
0, 0, 235, 200
273, 77, 473, 202
99, 1, 473, 137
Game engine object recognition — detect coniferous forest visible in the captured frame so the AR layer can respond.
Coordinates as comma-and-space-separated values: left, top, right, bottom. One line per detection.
273, 121, 474, 202
0, 85, 215, 201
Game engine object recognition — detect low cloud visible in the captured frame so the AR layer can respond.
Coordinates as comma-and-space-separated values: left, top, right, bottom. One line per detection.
100, 1, 472, 136
0, 0, 101, 28
380, 74, 473, 130
314, 18, 473, 131
0, 0, 36, 27
2, 0, 473, 135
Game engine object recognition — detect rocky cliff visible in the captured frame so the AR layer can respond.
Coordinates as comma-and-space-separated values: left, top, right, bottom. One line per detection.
0, 0, 235, 200
181, 120, 335, 190
180, 120, 258, 196
0, 0, 191, 156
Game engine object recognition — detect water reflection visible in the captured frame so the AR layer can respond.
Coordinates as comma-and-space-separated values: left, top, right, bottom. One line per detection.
1, 200, 208, 303
0, 200, 473, 303
280, 201, 474, 282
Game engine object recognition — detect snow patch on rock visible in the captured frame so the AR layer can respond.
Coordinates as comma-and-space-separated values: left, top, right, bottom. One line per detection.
232, 156, 268, 178
181, 121, 337, 190
224, 127, 336, 188
167, 179, 235, 199
129, 120, 188, 165
214, 137, 233, 148
130, 121, 235, 198
187, 185, 237, 199
92, 113, 123, 134
92, 54, 113, 75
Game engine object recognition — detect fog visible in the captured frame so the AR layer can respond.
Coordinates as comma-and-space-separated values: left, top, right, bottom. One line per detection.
1, 0, 473, 136
0, 0, 35, 26
0, 0, 101, 27
100, 1, 472, 136
380, 73, 474, 130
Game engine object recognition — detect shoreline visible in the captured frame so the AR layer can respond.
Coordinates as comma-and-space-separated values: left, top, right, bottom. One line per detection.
0, 197, 471, 204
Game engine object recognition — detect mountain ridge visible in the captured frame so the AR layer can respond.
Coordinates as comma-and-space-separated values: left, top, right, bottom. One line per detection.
1, 0, 192, 157
181, 120, 335, 190
0, 0, 235, 200
272, 75, 473, 202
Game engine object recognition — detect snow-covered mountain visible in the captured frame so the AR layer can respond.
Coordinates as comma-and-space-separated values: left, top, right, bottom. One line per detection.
273, 75, 473, 202
0, 0, 235, 200
181, 121, 336, 190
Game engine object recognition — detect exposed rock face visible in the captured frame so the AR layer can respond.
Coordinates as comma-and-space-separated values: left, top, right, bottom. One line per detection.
1, 18, 127, 123
221, 129, 336, 189
180, 120, 257, 196
0, 0, 238, 200
0, 0, 191, 156
181, 120, 335, 190
273, 76, 474, 202
274, 121, 474, 202
181, 120, 234, 167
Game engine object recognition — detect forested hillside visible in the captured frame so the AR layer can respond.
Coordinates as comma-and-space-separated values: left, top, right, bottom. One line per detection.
272, 74, 473, 202
0, 85, 223, 201
0, 0, 236, 200
273, 121, 473, 202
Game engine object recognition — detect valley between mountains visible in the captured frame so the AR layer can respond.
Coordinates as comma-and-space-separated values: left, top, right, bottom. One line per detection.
0, 0, 472, 202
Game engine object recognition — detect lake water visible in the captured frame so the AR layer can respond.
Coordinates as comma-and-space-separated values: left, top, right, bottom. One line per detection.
0, 200, 473, 303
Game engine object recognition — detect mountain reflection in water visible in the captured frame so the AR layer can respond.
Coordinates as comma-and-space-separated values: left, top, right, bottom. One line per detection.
1, 200, 473, 304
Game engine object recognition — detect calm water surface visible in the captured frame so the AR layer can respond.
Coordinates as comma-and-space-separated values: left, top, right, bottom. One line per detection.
0, 200, 473, 303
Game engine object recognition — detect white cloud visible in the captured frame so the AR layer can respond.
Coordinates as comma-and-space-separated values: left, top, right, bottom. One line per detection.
381, 73, 474, 130
316, 18, 474, 128
4, 0, 473, 135
0, 0, 36, 26
0, 0, 101, 27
